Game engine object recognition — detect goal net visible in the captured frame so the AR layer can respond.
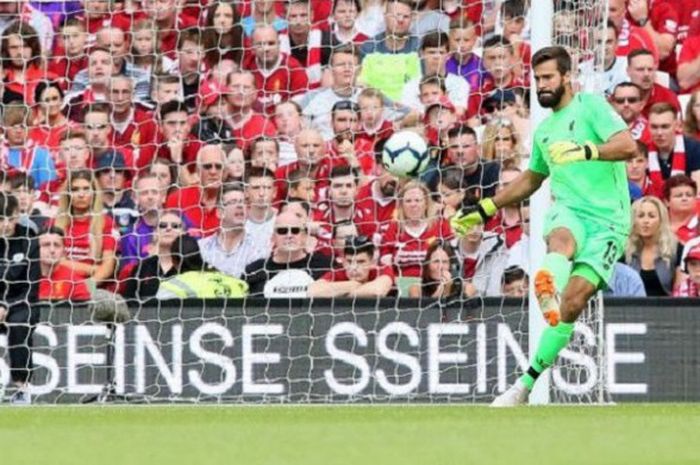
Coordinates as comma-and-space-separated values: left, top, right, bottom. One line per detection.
0, 0, 613, 405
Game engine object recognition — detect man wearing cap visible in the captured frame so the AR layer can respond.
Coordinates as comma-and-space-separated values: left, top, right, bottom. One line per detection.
308, 236, 394, 297
400, 31, 469, 115
95, 150, 138, 236
675, 243, 700, 297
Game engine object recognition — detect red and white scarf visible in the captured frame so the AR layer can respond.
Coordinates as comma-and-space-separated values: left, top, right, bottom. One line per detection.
674, 277, 700, 297
648, 133, 686, 186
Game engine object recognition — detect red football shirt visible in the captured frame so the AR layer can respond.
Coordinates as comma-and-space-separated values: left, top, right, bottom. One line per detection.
616, 19, 659, 63
678, 35, 700, 94
320, 265, 395, 283
164, 186, 220, 237
58, 215, 117, 265
312, 201, 378, 256
39, 264, 91, 302
380, 219, 454, 278
354, 181, 397, 240
231, 113, 277, 150
243, 54, 309, 114
111, 106, 158, 155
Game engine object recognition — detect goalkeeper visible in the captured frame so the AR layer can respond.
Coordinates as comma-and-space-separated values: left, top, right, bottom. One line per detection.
451, 46, 637, 407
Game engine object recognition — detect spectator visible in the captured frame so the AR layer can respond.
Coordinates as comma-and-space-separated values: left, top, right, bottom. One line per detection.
1, 21, 57, 105
481, 116, 523, 168
149, 157, 180, 197
501, 265, 528, 298
0, 1, 54, 54
354, 150, 399, 239
380, 181, 453, 295
107, 75, 158, 157
124, 210, 184, 301
224, 146, 245, 183
201, 1, 244, 67
627, 140, 664, 199
175, 29, 205, 111
648, 102, 700, 187
0, 103, 57, 190
436, 167, 465, 219
674, 243, 700, 297
275, 128, 326, 202
408, 240, 473, 299
30, 80, 73, 153
677, 29, 700, 94
285, 0, 334, 88
38, 226, 91, 302
130, 19, 178, 75
149, 74, 184, 111
140, 101, 201, 180
445, 18, 482, 93
359, 0, 420, 101
682, 90, 700, 139
500, 0, 530, 80
142, 0, 199, 59
245, 166, 277, 245
40, 128, 91, 206
308, 235, 394, 297
53, 170, 118, 288
486, 166, 523, 248
119, 173, 171, 271
3, 172, 47, 233
625, 196, 677, 296
400, 30, 470, 114
49, 17, 88, 85
664, 174, 698, 245
243, 25, 308, 114
627, 48, 680, 118
605, 262, 647, 297
70, 26, 151, 101
625, 0, 679, 74
611, 81, 652, 146
249, 137, 280, 173
480, 35, 526, 96
245, 211, 332, 297
274, 101, 304, 167
507, 200, 530, 271
286, 170, 315, 203
65, 47, 118, 121
330, 0, 370, 46
423, 95, 459, 148
164, 144, 225, 237
224, 70, 277, 151
95, 150, 138, 236
445, 124, 500, 198
157, 233, 249, 299
0, 192, 40, 404
357, 87, 395, 148
300, 44, 364, 141
608, 0, 657, 61
594, 20, 630, 96
454, 218, 507, 297
199, 183, 268, 278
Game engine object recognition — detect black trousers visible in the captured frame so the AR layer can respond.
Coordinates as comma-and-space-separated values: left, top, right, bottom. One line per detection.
0, 305, 39, 384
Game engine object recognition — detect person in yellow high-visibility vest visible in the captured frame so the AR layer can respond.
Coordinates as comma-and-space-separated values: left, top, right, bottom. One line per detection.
156, 234, 248, 299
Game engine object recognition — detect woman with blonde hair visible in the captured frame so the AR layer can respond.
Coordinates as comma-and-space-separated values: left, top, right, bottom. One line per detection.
682, 90, 700, 140
52, 170, 117, 288
380, 180, 453, 295
625, 196, 678, 296
481, 116, 523, 169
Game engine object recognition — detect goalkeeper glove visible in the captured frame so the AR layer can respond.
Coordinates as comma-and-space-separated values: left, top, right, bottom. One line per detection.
450, 198, 498, 237
548, 140, 599, 165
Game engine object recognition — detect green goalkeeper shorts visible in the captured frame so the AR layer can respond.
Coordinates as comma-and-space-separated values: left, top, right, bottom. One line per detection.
543, 203, 628, 290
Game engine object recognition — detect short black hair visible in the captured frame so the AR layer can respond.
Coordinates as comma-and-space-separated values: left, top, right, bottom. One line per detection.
447, 124, 477, 141
628, 48, 654, 64
39, 225, 65, 237
331, 100, 359, 116
34, 80, 64, 107
244, 166, 275, 183
613, 81, 643, 96
343, 235, 375, 257
0, 192, 19, 218
159, 100, 189, 120
502, 266, 527, 286
483, 35, 512, 51
501, 0, 527, 19
420, 30, 449, 51
532, 45, 572, 75
329, 164, 358, 180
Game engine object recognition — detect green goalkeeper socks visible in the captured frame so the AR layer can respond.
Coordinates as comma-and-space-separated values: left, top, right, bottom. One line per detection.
541, 252, 572, 293
519, 322, 575, 390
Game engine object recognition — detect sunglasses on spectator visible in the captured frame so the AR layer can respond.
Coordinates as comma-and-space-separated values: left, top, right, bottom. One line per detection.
613, 97, 640, 104
201, 163, 223, 171
158, 222, 182, 230
276, 227, 305, 235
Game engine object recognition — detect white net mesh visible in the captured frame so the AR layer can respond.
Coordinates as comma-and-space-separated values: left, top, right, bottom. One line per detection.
0, 0, 618, 405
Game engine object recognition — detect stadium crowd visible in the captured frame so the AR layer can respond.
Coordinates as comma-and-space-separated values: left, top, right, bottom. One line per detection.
0, 0, 698, 307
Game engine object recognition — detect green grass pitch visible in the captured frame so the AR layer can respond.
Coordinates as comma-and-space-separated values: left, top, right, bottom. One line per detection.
0, 404, 697, 465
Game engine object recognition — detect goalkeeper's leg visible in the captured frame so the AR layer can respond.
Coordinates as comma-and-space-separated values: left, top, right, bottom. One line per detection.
534, 227, 577, 326
491, 271, 598, 407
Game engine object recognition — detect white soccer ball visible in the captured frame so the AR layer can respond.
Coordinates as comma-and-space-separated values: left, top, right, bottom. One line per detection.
381, 130, 430, 178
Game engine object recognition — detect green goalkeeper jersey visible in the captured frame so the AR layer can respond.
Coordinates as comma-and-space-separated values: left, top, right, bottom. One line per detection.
529, 92, 631, 233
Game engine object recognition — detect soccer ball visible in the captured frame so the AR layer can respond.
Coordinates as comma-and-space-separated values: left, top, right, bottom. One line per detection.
381, 130, 430, 178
